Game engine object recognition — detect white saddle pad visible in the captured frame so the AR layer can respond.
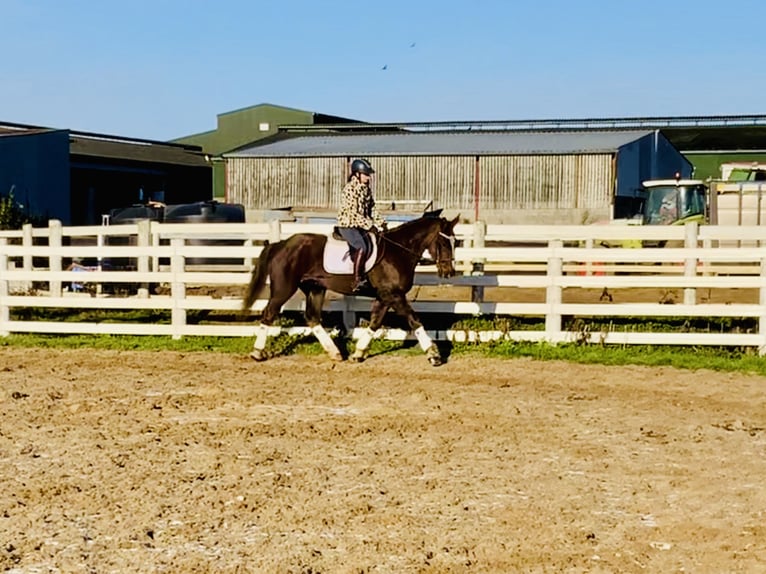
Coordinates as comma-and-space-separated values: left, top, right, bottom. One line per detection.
322, 235, 378, 274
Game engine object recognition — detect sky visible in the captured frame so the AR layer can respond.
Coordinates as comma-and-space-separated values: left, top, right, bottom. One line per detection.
3, 0, 766, 141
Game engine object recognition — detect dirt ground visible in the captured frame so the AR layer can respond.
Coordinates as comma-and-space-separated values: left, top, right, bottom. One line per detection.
1, 348, 765, 573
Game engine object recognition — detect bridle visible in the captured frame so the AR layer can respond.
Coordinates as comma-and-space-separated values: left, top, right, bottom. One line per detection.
381, 229, 455, 269
432, 231, 457, 269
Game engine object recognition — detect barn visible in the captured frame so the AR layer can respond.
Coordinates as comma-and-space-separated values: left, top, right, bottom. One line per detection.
172, 103, 362, 200
223, 129, 690, 224
0, 122, 211, 226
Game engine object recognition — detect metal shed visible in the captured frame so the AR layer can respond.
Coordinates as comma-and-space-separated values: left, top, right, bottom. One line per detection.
0, 123, 211, 225
224, 129, 690, 224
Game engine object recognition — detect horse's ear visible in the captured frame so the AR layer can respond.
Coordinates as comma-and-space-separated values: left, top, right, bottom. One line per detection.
423, 208, 443, 219
449, 214, 460, 229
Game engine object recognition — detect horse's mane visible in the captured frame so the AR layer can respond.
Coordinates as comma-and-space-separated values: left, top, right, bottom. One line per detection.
386, 211, 443, 238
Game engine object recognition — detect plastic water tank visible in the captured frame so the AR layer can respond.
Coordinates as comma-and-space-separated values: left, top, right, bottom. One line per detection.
106, 204, 165, 270
163, 201, 246, 265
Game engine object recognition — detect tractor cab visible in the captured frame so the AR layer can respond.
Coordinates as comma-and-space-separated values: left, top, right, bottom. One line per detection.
640, 177, 708, 226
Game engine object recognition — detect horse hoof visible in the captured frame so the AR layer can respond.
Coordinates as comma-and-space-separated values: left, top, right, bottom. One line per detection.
350, 353, 366, 363
329, 353, 344, 362
250, 350, 267, 362
428, 356, 443, 367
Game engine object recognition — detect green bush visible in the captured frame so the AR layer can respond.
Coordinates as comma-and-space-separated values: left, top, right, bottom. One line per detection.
0, 190, 27, 230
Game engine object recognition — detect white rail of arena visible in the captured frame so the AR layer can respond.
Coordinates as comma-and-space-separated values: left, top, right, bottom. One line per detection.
1, 219, 766, 352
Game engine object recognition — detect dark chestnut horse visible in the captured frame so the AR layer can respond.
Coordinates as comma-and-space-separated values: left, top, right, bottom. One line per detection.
242, 212, 459, 365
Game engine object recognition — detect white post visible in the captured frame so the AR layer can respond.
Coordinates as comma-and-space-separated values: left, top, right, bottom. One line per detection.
585, 237, 595, 276
96, 228, 104, 296
244, 237, 254, 271
683, 222, 698, 305
702, 236, 712, 277
137, 219, 151, 299
342, 296, 357, 334
760, 256, 766, 356
545, 239, 563, 343
269, 219, 282, 243
151, 223, 160, 277
49, 220, 63, 297
0, 237, 8, 336
170, 237, 186, 339
471, 220, 486, 303
22, 223, 32, 276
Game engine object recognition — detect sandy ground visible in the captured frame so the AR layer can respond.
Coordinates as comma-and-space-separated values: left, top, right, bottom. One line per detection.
1, 348, 765, 573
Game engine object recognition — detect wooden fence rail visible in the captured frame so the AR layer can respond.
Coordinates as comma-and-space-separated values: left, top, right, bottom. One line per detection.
2, 219, 766, 353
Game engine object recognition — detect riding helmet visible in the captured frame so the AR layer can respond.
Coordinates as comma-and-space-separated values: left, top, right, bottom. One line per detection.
350, 158, 375, 175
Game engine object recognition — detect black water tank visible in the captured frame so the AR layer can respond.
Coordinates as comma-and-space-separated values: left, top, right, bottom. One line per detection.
109, 204, 165, 224
106, 204, 165, 270
163, 201, 246, 265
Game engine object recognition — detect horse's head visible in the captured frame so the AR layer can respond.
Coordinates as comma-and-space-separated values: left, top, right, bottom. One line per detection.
426, 215, 459, 278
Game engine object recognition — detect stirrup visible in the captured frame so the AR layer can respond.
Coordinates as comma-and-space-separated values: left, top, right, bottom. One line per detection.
352, 277, 369, 292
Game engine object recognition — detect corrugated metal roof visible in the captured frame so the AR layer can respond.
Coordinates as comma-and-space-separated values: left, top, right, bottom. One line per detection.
0, 121, 209, 167
69, 134, 209, 167
225, 130, 656, 158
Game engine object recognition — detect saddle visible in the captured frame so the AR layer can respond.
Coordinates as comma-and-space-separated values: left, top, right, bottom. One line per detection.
323, 228, 378, 275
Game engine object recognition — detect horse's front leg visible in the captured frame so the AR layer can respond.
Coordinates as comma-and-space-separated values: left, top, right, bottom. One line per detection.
350, 298, 387, 362
388, 293, 442, 367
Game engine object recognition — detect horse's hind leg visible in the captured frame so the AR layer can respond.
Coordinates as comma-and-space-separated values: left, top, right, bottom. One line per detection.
302, 285, 343, 362
250, 283, 297, 362
250, 323, 272, 361
350, 298, 387, 362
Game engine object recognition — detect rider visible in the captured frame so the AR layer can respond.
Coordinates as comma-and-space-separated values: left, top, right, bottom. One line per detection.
337, 158, 387, 292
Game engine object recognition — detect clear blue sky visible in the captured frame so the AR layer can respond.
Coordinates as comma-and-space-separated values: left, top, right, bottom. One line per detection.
3, 0, 765, 141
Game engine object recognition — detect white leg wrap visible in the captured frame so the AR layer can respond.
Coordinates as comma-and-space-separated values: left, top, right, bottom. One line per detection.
413, 326, 434, 352
253, 324, 269, 351
312, 324, 341, 357
354, 327, 375, 352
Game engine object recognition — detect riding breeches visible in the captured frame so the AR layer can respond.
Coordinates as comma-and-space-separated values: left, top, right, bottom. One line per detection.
337, 227, 371, 256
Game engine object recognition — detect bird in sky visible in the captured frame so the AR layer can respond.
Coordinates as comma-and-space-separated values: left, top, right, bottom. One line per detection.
381, 64, 388, 70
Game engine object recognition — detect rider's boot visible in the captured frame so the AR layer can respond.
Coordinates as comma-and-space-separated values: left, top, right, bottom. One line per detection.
351, 248, 369, 292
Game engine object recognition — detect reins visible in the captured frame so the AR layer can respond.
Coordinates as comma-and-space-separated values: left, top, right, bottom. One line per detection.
379, 228, 455, 266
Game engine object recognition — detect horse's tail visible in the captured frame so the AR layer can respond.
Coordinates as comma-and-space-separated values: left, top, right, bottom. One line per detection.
242, 241, 275, 313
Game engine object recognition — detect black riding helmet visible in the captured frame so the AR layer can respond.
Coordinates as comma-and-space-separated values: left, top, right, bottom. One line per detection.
350, 158, 375, 176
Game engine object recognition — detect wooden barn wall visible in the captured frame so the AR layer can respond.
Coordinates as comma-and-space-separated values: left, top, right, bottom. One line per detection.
227, 156, 476, 214
226, 157, 346, 210
478, 154, 614, 211
369, 156, 475, 213
226, 154, 615, 222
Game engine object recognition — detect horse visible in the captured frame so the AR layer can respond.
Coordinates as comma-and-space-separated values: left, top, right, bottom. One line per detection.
242, 212, 459, 366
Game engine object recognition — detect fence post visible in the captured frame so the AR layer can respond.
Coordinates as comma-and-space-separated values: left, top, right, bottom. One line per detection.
342, 296, 357, 333
584, 238, 594, 276
244, 237, 254, 271
761, 256, 766, 356
137, 219, 151, 298
269, 219, 282, 243
151, 222, 160, 276
545, 239, 563, 343
0, 237, 8, 336
22, 223, 32, 275
702, 236, 712, 277
171, 237, 186, 339
470, 220, 486, 303
683, 222, 698, 305
49, 220, 63, 297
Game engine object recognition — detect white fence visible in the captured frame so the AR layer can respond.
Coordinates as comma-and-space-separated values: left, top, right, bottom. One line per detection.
1, 219, 766, 352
